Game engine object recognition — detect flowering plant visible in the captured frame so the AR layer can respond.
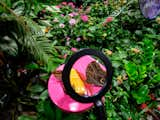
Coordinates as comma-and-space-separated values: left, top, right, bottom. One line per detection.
37, 1, 160, 119
3, 0, 159, 120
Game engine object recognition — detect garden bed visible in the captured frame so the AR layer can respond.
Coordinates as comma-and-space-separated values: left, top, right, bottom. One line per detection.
0, 0, 160, 120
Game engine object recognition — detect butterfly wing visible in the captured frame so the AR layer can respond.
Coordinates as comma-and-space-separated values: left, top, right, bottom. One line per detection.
139, 0, 160, 19
86, 61, 106, 86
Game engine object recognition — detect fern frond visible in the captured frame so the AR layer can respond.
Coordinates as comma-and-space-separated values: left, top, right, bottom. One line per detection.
0, 15, 53, 64
0, 1, 60, 69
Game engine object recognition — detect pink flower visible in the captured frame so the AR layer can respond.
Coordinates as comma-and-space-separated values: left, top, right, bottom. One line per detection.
61, 14, 64, 17
105, 17, 113, 23
68, 2, 75, 8
71, 48, 78, 52
61, 2, 67, 5
76, 37, 81, 42
81, 15, 88, 22
55, 5, 61, 9
66, 37, 70, 41
68, 13, 74, 17
68, 12, 78, 17
69, 19, 76, 26
59, 23, 65, 28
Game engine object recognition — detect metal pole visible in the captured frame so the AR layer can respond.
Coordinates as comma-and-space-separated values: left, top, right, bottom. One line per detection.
94, 100, 106, 120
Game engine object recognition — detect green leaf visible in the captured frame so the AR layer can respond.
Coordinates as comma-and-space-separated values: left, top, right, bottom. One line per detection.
36, 100, 55, 120
64, 114, 83, 120
148, 73, 160, 84
142, 39, 154, 67
18, 115, 36, 120
2, 0, 11, 7
25, 63, 39, 70
39, 73, 49, 81
131, 85, 150, 104
43, 101, 55, 120
38, 20, 52, 27
87, 33, 95, 37
137, 65, 147, 83
89, 26, 96, 32
28, 84, 44, 93
112, 60, 121, 68
125, 62, 138, 81
45, 60, 58, 72
39, 89, 48, 100
55, 108, 62, 120
45, 5, 61, 13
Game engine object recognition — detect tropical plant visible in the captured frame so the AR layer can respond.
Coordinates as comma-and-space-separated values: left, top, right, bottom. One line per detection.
0, 0, 160, 120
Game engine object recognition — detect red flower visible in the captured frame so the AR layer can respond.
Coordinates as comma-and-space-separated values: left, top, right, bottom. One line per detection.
140, 103, 147, 109
106, 17, 113, 23
149, 93, 156, 101
157, 105, 160, 111
128, 118, 132, 120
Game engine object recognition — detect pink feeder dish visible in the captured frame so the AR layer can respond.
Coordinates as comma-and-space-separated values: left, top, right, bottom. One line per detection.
48, 55, 103, 113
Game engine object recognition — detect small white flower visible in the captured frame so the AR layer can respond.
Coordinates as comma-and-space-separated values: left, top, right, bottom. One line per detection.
69, 19, 76, 26
59, 23, 65, 28
53, 18, 59, 22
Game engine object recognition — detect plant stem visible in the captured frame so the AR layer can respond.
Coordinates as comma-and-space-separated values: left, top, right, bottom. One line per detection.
0, 1, 17, 17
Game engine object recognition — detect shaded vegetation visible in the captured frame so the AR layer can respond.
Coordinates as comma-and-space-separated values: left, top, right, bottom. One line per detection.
0, 0, 160, 120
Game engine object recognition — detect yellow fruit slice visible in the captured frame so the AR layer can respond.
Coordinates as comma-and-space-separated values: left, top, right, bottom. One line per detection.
70, 69, 87, 95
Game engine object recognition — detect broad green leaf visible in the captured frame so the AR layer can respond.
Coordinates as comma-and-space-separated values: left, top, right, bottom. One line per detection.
39, 73, 49, 81
45, 5, 61, 13
89, 26, 96, 32
43, 101, 55, 120
39, 89, 48, 100
25, 63, 39, 70
142, 39, 154, 67
36, 100, 55, 120
137, 65, 147, 83
112, 60, 121, 68
55, 108, 62, 120
28, 84, 44, 93
18, 115, 36, 120
148, 73, 160, 84
64, 114, 83, 120
87, 33, 95, 37
125, 62, 138, 81
38, 20, 52, 27
131, 85, 150, 104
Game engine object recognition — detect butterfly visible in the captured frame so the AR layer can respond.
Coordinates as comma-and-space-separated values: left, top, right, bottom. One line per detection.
86, 61, 107, 87
139, 0, 160, 19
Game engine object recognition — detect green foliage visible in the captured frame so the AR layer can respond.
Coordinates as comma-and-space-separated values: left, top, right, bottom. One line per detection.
148, 73, 160, 84
0, 0, 160, 120
142, 39, 154, 67
131, 85, 150, 104
18, 115, 36, 120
